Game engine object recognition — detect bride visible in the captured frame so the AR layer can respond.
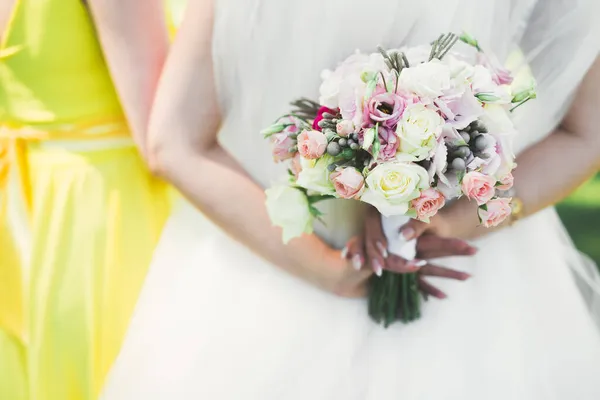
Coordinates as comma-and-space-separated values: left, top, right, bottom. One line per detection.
102, 0, 600, 398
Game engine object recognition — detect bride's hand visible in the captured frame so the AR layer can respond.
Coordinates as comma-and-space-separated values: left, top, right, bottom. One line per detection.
313, 238, 373, 298
347, 206, 475, 299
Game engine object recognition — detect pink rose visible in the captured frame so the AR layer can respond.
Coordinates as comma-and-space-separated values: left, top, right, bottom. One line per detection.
336, 120, 355, 137
476, 53, 514, 86
496, 172, 514, 191
270, 133, 296, 162
330, 167, 365, 199
290, 154, 302, 179
462, 171, 496, 205
377, 126, 400, 161
297, 130, 327, 159
312, 106, 337, 131
362, 87, 406, 128
478, 197, 512, 228
411, 188, 446, 222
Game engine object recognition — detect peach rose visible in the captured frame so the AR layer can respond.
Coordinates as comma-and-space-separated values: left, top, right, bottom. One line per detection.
297, 130, 327, 159
478, 198, 512, 228
290, 154, 302, 179
270, 133, 296, 162
496, 172, 514, 191
330, 167, 365, 199
411, 188, 446, 222
462, 171, 496, 205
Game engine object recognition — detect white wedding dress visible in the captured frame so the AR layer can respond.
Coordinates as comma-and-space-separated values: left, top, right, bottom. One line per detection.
102, 1, 600, 399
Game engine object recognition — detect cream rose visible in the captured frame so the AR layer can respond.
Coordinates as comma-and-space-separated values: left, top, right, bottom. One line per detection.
361, 161, 430, 216
265, 186, 314, 243
461, 171, 496, 205
478, 198, 512, 228
296, 155, 336, 195
396, 104, 444, 161
398, 60, 451, 98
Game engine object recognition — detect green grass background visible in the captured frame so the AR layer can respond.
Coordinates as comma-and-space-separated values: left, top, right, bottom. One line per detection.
556, 174, 600, 265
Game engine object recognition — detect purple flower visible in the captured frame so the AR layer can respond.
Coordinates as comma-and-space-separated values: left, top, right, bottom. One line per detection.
476, 53, 514, 86
377, 126, 400, 161
435, 86, 482, 130
362, 87, 406, 128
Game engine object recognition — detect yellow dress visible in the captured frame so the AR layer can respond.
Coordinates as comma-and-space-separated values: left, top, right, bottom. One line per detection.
0, 0, 170, 399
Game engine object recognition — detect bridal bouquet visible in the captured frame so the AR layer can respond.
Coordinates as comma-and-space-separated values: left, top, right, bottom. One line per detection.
262, 33, 536, 327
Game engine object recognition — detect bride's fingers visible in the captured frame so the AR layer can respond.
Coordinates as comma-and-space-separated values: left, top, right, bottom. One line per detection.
416, 235, 477, 259
420, 263, 471, 281
398, 218, 429, 241
342, 236, 365, 270
384, 254, 426, 274
418, 277, 447, 299
364, 207, 388, 275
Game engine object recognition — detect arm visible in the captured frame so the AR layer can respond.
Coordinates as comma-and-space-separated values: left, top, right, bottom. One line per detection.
420, 56, 600, 240
87, 0, 170, 158
147, 0, 370, 296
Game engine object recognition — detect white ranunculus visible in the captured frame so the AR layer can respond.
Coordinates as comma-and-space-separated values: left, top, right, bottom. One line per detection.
398, 60, 452, 98
361, 162, 430, 217
396, 104, 444, 161
265, 186, 314, 243
480, 104, 516, 136
296, 155, 336, 195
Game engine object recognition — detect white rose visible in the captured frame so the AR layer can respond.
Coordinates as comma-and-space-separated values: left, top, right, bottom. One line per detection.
480, 104, 516, 136
398, 60, 451, 98
361, 162, 430, 217
296, 155, 336, 195
397, 104, 444, 161
265, 186, 314, 243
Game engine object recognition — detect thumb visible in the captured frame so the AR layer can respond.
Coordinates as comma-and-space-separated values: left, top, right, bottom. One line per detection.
398, 218, 429, 242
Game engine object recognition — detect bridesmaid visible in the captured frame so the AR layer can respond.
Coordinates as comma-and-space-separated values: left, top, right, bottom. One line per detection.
0, 0, 171, 398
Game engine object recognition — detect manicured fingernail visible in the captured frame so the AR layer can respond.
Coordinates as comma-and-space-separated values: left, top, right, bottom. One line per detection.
373, 259, 384, 277
400, 227, 416, 241
408, 259, 427, 270
467, 247, 478, 255
461, 272, 472, 280
352, 254, 363, 270
376, 241, 388, 258
341, 246, 348, 259
439, 293, 448, 299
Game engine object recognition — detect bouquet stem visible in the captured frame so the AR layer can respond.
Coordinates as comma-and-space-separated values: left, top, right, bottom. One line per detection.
368, 215, 421, 327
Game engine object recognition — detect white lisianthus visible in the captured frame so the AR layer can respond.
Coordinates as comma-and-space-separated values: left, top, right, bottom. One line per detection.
265, 186, 314, 243
480, 103, 516, 136
296, 155, 336, 195
396, 104, 444, 161
470, 65, 512, 104
445, 54, 475, 84
361, 162, 430, 217
398, 60, 452, 98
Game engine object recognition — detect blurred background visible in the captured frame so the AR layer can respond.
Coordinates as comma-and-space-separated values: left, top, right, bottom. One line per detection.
558, 174, 600, 266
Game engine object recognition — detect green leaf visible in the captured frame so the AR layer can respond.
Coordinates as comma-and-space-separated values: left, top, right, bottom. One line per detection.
405, 208, 417, 219
475, 92, 500, 102
480, 204, 488, 211
457, 170, 466, 184
362, 127, 376, 151
260, 123, 288, 137
364, 78, 378, 100
372, 125, 381, 161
